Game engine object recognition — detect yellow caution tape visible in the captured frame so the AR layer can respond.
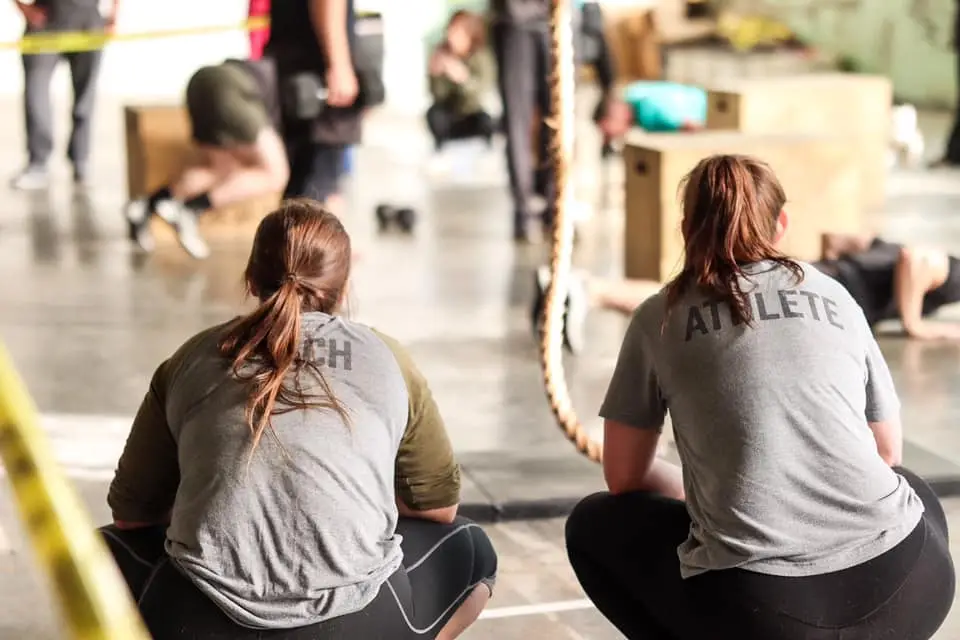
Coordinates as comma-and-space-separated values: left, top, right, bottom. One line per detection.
0, 16, 270, 55
2, 11, 381, 56
0, 342, 149, 640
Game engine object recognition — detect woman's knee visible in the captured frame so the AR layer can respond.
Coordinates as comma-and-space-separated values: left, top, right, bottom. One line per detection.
454, 518, 498, 588
565, 492, 622, 551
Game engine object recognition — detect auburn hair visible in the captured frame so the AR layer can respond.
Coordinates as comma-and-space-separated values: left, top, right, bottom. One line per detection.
218, 199, 352, 456
664, 154, 803, 325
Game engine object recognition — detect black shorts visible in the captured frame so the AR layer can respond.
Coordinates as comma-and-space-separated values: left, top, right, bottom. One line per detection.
100, 517, 497, 639
186, 63, 270, 147
816, 239, 960, 326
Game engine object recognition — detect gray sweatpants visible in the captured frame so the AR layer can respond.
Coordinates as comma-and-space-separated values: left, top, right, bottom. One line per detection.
22, 18, 104, 168
490, 21, 554, 223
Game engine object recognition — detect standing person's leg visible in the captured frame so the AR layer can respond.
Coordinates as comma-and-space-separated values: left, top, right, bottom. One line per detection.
283, 142, 346, 214
13, 50, 60, 190
533, 28, 556, 227
491, 22, 539, 241
565, 491, 710, 639
64, 46, 104, 184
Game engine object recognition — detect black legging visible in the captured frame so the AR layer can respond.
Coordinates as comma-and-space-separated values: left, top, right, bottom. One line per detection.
101, 517, 497, 639
566, 467, 954, 640
425, 105, 495, 150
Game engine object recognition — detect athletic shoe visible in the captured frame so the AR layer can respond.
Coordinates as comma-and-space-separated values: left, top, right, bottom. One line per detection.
530, 265, 588, 355
155, 200, 211, 260
563, 271, 588, 355
531, 265, 551, 336
124, 199, 155, 253
9, 165, 49, 191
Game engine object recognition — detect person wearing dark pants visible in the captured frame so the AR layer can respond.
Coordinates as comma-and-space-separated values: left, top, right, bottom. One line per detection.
267, 0, 381, 215
489, 2, 553, 242
426, 10, 496, 151
102, 518, 497, 639
11, 0, 118, 190
567, 154, 955, 639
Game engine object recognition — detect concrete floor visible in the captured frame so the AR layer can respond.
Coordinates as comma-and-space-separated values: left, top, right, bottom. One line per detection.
3, 84, 960, 638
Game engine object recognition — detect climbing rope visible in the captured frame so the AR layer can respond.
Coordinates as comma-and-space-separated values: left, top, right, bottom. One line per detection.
539, 0, 602, 463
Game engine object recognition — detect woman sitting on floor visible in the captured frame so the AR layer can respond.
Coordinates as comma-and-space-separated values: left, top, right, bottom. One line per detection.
426, 10, 496, 151
103, 199, 497, 639
565, 154, 954, 640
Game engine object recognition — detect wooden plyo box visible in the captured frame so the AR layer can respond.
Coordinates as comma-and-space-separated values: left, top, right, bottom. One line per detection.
704, 74, 892, 210
124, 105, 279, 245
623, 131, 862, 282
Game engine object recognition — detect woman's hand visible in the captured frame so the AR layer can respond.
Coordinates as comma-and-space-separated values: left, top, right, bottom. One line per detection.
429, 51, 448, 76
598, 99, 633, 139
443, 58, 470, 84
18, 2, 47, 28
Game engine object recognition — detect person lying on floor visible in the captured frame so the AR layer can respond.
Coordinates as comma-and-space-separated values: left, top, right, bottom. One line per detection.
426, 10, 496, 152
534, 231, 960, 352
124, 58, 289, 260
594, 80, 707, 150
565, 154, 954, 640
102, 199, 497, 639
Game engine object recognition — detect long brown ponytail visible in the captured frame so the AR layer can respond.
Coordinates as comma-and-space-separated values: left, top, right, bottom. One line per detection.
218, 199, 352, 455
665, 154, 803, 325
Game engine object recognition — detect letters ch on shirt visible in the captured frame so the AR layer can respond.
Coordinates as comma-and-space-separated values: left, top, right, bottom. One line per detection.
685, 289, 845, 342
303, 338, 354, 370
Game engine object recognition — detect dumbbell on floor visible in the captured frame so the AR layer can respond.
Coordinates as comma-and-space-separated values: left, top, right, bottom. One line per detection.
375, 204, 416, 233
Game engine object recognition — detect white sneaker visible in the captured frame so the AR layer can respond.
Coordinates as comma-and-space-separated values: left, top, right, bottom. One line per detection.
124, 199, 155, 253
10, 165, 49, 191
156, 200, 210, 260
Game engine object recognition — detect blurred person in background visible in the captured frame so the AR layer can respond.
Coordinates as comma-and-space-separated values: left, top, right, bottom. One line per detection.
489, 0, 615, 242
426, 10, 496, 152
267, 0, 383, 214
11, 0, 120, 190
123, 58, 286, 260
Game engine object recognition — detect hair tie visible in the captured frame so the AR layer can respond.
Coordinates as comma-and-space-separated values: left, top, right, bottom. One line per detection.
283, 273, 300, 286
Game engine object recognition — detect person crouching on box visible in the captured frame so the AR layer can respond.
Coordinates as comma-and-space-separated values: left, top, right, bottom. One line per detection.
596, 81, 707, 147
124, 58, 288, 260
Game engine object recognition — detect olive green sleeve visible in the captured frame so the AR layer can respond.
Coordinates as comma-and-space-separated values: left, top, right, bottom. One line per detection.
371, 329, 462, 510
107, 359, 181, 523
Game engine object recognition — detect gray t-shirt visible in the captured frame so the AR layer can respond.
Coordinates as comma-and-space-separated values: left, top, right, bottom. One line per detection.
108, 313, 461, 629
601, 261, 925, 578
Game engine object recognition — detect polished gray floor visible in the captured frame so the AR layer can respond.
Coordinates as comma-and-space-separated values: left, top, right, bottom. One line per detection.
3, 83, 960, 638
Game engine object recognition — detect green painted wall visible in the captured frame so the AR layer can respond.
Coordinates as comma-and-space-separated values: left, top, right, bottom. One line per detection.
734, 0, 956, 107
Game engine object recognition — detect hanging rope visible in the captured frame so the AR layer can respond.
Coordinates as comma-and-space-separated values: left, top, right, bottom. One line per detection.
539, 0, 602, 463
